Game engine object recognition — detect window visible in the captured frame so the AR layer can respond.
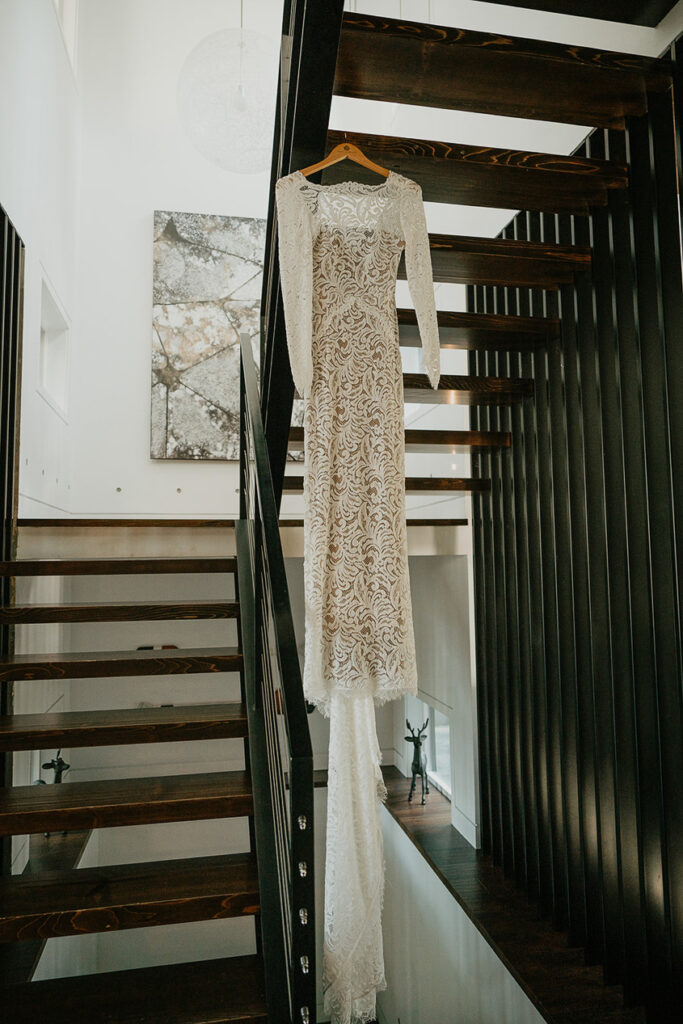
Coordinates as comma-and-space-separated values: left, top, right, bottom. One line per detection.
427, 706, 452, 798
39, 279, 69, 420
404, 693, 452, 799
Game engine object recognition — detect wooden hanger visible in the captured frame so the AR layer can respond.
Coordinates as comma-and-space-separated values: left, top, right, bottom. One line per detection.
298, 141, 390, 179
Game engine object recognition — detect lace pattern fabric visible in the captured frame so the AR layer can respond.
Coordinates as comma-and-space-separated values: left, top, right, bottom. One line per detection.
275, 169, 440, 1024
323, 692, 387, 1024
276, 169, 440, 713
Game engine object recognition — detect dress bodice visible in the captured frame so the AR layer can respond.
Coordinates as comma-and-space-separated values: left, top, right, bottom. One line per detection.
275, 168, 441, 397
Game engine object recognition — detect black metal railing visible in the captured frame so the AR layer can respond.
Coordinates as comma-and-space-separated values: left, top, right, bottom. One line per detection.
260, 0, 345, 506
0, 205, 24, 877
236, 333, 315, 1024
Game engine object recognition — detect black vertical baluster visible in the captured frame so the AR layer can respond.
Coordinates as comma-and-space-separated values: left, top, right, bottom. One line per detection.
474, 283, 494, 858
544, 210, 586, 948
647, 86, 683, 1018
573, 131, 618, 975
629, 98, 682, 1022
499, 242, 527, 887
486, 281, 513, 874
261, 0, 346, 504
538, 210, 569, 930
601, 124, 651, 1007
513, 214, 541, 903
557, 188, 603, 961
627, 107, 678, 1022
481, 283, 504, 867
524, 209, 557, 913
586, 126, 634, 986
0, 208, 22, 879
505, 224, 539, 898
468, 285, 491, 856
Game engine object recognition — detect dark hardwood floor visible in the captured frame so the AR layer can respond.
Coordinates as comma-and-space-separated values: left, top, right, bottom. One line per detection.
382, 767, 645, 1024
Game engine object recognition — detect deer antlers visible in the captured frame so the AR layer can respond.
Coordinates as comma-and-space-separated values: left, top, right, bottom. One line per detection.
405, 718, 429, 738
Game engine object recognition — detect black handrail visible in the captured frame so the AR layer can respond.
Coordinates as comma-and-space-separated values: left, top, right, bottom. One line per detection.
236, 333, 315, 1024
0, 205, 24, 878
260, 0, 345, 507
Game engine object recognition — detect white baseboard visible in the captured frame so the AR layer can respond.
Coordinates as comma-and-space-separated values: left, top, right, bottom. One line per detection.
452, 804, 479, 849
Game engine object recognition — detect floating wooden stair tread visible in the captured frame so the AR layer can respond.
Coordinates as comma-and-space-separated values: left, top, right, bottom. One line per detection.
278, 518, 469, 527
325, 130, 628, 213
397, 308, 559, 351
399, 233, 590, 288
0, 771, 252, 836
0, 600, 240, 624
295, 373, 533, 404
0, 556, 237, 576
288, 425, 510, 452
0, 702, 247, 752
283, 476, 490, 494
18, 518, 236, 528
403, 372, 533, 404
0, 853, 259, 942
335, 12, 671, 129
0, 646, 242, 682
10, 954, 267, 1024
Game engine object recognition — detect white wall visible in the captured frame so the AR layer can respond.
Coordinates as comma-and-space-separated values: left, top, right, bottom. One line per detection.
0, 0, 80, 517
69, 0, 282, 518
377, 806, 546, 1024
0, 0, 82, 871
404, 554, 479, 845
62, 0, 683, 520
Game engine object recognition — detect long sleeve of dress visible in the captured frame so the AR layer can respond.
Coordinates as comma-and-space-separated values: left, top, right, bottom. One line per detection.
275, 174, 314, 398
399, 180, 441, 389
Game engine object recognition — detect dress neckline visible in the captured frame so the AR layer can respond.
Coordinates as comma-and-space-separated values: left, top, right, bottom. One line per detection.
294, 169, 398, 192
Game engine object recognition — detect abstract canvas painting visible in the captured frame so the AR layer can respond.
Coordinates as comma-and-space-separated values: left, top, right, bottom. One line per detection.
151, 210, 264, 460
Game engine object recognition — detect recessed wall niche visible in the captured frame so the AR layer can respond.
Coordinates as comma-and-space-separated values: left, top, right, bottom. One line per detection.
39, 278, 69, 420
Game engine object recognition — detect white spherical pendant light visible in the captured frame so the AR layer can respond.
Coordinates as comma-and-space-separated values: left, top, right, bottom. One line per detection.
177, 26, 277, 174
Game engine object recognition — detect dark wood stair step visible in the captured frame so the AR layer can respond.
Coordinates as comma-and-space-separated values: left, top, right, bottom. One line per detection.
283, 476, 490, 494
10, 954, 267, 1024
0, 556, 237, 576
397, 308, 560, 350
0, 702, 247, 752
403, 373, 533, 404
0, 830, 91, 985
0, 600, 240, 624
288, 425, 510, 452
400, 234, 590, 288
279, 518, 469, 527
295, 373, 533, 405
18, 518, 236, 528
325, 129, 628, 214
0, 853, 259, 942
0, 771, 252, 836
335, 12, 671, 129
0, 646, 242, 682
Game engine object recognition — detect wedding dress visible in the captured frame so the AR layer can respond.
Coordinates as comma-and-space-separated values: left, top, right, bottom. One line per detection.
275, 168, 440, 1024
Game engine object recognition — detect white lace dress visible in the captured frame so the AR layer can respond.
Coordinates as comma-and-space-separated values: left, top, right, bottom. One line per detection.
275, 169, 440, 1024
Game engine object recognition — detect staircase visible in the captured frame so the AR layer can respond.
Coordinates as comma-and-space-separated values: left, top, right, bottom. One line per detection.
0, 531, 268, 1022
1, 2, 679, 1021
264, 6, 663, 500
261, 4, 680, 1023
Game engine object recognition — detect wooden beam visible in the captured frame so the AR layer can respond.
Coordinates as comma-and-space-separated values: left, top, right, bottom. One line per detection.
282, 477, 490, 494
0, 703, 247, 751
325, 130, 628, 214
402, 234, 590, 289
335, 12, 671, 129
398, 308, 559, 351
0, 772, 253, 837
288, 426, 510, 452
